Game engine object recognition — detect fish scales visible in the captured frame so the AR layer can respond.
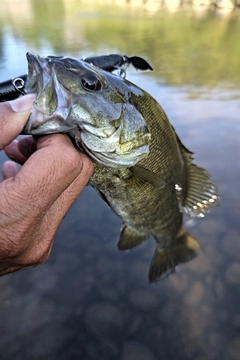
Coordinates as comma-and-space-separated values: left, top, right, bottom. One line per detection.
90, 91, 184, 240
22, 52, 218, 282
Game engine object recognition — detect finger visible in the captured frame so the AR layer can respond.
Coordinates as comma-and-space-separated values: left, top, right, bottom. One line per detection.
41, 153, 93, 236
18, 136, 37, 158
2, 134, 91, 219
0, 133, 93, 273
0, 94, 36, 150
24, 153, 93, 260
2, 161, 19, 180
4, 140, 27, 165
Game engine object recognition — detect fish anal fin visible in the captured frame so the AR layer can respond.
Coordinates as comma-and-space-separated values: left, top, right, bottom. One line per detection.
118, 225, 149, 251
148, 231, 200, 283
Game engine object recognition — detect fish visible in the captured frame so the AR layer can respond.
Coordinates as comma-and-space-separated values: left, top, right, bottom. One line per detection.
23, 52, 218, 282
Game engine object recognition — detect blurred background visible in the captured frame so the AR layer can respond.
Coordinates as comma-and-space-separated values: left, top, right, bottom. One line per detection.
0, 1, 239, 359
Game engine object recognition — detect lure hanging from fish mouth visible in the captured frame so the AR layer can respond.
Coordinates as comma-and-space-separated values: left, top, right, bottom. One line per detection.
83, 54, 153, 77
0, 53, 153, 102
0, 74, 27, 101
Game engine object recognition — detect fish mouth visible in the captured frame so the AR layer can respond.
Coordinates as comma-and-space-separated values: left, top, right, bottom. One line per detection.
26, 52, 65, 92
26, 52, 48, 73
24, 52, 75, 134
23, 52, 151, 168
26, 52, 50, 94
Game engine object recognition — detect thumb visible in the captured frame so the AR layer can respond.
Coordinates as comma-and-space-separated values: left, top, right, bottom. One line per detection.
0, 94, 36, 150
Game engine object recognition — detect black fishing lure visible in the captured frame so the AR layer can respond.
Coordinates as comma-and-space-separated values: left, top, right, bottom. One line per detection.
0, 54, 153, 102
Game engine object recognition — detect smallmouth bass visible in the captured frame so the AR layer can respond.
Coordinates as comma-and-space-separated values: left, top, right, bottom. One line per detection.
23, 52, 218, 282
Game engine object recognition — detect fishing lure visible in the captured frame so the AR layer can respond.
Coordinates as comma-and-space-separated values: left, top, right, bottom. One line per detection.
0, 54, 153, 102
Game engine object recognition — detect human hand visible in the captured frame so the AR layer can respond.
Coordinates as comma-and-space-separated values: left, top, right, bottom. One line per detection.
0, 95, 93, 276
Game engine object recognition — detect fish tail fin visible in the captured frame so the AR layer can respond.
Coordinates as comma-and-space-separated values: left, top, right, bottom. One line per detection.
148, 231, 200, 283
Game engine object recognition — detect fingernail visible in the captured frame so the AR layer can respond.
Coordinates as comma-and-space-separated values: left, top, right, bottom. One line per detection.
2, 161, 19, 180
8, 94, 36, 113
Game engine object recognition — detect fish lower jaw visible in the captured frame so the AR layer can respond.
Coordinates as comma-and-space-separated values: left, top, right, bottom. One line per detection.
79, 141, 147, 168
24, 110, 76, 135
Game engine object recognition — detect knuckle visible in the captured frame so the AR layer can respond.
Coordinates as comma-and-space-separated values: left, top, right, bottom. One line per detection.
83, 156, 94, 176
31, 248, 50, 265
61, 147, 83, 175
0, 232, 25, 259
25, 233, 53, 266
0, 235, 52, 268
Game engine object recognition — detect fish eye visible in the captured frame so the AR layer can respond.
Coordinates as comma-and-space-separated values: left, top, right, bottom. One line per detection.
81, 75, 102, 91
65, 61, 75, 70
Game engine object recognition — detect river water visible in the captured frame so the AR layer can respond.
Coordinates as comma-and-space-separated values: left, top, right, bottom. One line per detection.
0, 1, 240, 360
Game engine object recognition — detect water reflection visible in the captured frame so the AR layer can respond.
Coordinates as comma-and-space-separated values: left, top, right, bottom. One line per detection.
1, 1, 240, 90
0, 1, 240, 360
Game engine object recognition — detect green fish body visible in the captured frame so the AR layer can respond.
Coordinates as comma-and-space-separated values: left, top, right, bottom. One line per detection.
89, 92, 216, 281
23, 52, 218, 282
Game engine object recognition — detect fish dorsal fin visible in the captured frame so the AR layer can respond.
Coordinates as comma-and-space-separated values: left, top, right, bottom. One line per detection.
132, 165, 166, 189
177, 136, 219, 217
118, 225, 149, 250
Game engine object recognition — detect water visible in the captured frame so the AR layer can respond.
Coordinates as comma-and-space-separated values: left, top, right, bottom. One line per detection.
0, 1, 240, 359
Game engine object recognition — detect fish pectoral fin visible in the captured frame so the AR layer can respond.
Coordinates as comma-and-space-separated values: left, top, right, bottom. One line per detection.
132, 165, 166, 189
178, 140, 219, 217
148, 231, 200, 283
118, 225, 149, 250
